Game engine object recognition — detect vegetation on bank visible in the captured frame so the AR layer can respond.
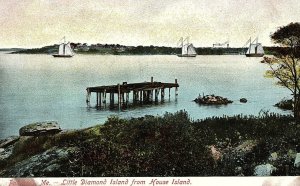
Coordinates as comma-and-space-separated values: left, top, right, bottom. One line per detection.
0, 111, 299, 177
11, 44, 283, 55
263, 22, 300, 118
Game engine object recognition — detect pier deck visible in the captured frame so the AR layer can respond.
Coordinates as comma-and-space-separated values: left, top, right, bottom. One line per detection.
86, 77, 179, 110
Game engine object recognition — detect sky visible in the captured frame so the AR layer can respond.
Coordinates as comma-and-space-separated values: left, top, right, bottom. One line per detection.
0, 0, 300, 48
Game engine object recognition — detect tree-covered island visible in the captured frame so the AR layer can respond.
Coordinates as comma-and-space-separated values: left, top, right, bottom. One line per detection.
10, 43, 282, 56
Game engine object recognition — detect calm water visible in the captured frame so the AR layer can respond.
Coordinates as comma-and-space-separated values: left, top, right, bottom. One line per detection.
0, 53, 291, 138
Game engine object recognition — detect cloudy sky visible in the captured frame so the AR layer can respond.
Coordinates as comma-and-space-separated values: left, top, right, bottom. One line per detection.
0, 0, 299, 48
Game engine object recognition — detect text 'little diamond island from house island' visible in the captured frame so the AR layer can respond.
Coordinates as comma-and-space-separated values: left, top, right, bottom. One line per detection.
60, 178, 192, 186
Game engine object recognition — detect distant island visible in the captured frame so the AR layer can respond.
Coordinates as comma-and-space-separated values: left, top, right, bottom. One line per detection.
0, 48, 25, 52
8, 43, 283, 55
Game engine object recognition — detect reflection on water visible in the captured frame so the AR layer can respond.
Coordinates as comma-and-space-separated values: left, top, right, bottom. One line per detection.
0, 53, 291, 138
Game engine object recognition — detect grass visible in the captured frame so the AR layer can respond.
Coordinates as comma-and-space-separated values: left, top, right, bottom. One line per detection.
1, 110, 299, 176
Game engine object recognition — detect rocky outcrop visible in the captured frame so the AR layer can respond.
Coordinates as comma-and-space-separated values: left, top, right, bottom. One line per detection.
1, 147, 79, 177
275, 98, 293, 110
194, 95, 233, 105
0, 136, 19, 148
0, 145, 14, 161
19, 121, 61, 136
0, 136, 19, 162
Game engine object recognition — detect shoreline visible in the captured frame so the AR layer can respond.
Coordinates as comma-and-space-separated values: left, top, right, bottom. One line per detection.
1, 110, 299, 177
5, 45, 286, 56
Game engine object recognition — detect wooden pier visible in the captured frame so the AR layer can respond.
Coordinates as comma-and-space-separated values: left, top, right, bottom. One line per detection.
86, 77, 179, 110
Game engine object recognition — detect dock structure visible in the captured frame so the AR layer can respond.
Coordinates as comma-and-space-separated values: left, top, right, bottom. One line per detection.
86, 77, 179, 110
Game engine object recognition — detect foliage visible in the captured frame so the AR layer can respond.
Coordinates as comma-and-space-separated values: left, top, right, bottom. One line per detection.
1, 111, 299, 176
263, 22, 300, 118
74, 111, 298, 176
271, 22, 300, 49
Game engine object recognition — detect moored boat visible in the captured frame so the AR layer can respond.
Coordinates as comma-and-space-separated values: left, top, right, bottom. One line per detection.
244, 37, 264, 57
53, 37, 74, 58
177, 37, 197, 57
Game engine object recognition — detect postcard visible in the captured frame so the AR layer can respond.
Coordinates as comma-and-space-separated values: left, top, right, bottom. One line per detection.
0, 0, 299, 185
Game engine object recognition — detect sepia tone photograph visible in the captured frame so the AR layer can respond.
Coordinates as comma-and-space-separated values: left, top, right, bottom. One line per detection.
0, 0, 299, 184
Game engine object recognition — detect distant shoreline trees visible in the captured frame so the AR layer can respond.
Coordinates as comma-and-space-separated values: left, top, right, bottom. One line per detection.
13, 45, 281, 55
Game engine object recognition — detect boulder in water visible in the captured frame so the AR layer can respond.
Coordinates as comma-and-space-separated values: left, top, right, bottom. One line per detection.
240, 98, 247, 103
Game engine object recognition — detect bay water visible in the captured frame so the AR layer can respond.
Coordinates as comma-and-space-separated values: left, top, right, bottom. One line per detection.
0, 53, 291, 138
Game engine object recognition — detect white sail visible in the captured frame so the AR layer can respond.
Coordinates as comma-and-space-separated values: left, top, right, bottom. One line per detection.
64, 43, 73, 56
178, 37, 197, 57
58, 43, 64, 55
246, 43, 264, 54
245, 37, 264, 57
53, 38, 74, 57
187, 44, 196, 55
182, 44, 189, 55
256, 43, 264, 54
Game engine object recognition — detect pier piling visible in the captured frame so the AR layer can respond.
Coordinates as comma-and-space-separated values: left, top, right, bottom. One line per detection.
86, 77, 179, 110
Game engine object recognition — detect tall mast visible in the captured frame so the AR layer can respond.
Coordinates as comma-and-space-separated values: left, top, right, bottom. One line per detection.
63, 36, 66, 55
187, 37, 189, 55
248, 37, 251, 54
181, 37, 183, 48
255, 37, 258, 54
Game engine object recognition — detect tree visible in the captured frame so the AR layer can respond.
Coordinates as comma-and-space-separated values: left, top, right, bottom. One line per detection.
263, 22, 300, 118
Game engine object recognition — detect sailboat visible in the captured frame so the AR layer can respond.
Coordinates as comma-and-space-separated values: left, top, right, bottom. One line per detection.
245, 37, 264, 57
177, 37, 197, 57
52, 37, 74, 58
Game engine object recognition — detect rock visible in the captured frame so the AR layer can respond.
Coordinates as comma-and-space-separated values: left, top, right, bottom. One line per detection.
1, 147, 78, 177
0, 145, 14, 161
275, 98, 293, 110
294, 153, 300, 168
19, 121, 62, 136
240, 98, 247, 103
0, 136, 19, 148
194, 94, 233, 105
254, 164, 276, 176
